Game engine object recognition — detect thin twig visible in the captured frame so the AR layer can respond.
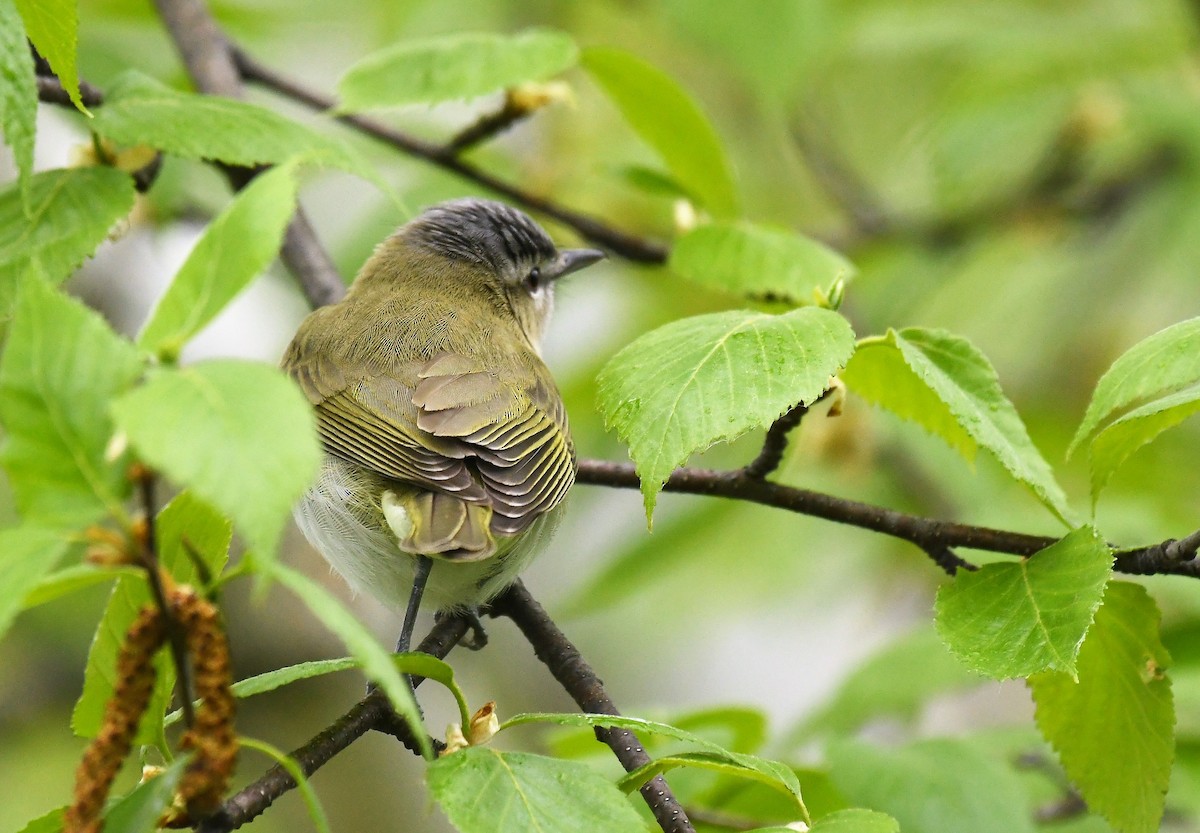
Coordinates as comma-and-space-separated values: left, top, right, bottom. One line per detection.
152, 0, 346, 309
131, 467, 196, 728
1164, 527, 1200, 562
491, 581, 695, 833
742, 405, 808, 479
445, 91, 535, 153
198, 616, 470, 833
575, 459, 1200, 579
229, 47, 670, 264
36, 75, 105, 108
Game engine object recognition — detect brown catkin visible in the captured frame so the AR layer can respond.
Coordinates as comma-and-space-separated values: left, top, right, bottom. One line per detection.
64, 605, 167, 833
172, 586, 238, 820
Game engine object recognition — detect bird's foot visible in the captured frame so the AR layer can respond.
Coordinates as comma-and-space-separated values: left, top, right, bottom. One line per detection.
437, 607, 489, 650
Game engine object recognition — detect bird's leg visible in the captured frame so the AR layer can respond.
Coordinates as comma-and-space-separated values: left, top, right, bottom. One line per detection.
397, 555, 433, 655
435, 607, 489, 650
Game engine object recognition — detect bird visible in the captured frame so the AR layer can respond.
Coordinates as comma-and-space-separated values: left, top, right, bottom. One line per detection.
282, 198, 605, 655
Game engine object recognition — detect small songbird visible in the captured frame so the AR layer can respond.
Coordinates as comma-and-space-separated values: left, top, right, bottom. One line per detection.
282, 199, 604, 652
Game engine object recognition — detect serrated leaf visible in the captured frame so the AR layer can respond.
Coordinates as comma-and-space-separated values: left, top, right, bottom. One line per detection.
596, 307, 855, 521
138, 162, 300, 358
92, 71, 372, 179
110, 360, 321, 560
427, 747, 645, 833
0, 167, 137, 311
0, 0, 36, 199
0, 525, 69, 644
0, 278, 143, 526
267, 562, 429, 758
827, 738, 1036, 833
842, 328, 1073, 523
810, 809, 900, 833
1088, 382, 1200, 504
786, 627, 979, 744
503, 712, 805, 815
618, 752, 803, 810
103, 755, 189, 833
1029, 582, 1173, 833
583, 46, 738, 218
670, 222, 854, 305
1069, 317, 1200, 457
74, 491, 230, 746
337, 29, 577, 111
935, 526, 1112, 680
13, 0, 85, 113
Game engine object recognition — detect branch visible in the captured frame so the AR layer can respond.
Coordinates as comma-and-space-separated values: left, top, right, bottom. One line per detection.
742, 405, 808, 480
490, 582, 696, 833
152, 0, 346, 309
445, 90, 536, 153
36, 75, 105, 109
229, 48, 670, 264
199, 615, 471, 832
575, 459, 1200, 579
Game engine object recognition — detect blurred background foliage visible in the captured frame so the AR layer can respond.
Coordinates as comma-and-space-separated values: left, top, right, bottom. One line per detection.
3, 0, 1200, 830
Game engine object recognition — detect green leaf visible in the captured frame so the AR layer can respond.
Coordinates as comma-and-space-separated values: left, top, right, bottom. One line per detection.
93, 71, 371, 178
74, 491, 231, 746
617, 752, 803, 809
13, 0, 86, 114
1029, 582, 1173, 833
935, 526, 1112, 680
0, 525, 69, 644
110, 360, 321, 560
669, 222, 854, 305
503, 712, 805, 816
583, 46, 739, 218
0, 0, 36, 198
267, 562, 430, 758
1088, 382, 1200, 504
1069, 317, 1200, 457
12, 806, 65, 833
23, 563, 140, 609
0, 167, 137, 311
138, 162, 300, 358
810, 809, 900, 833
786, 627, 980, 744
842, 328, 1073, 523
103, 755, 189, 833
0, 278, 143, 526
827, 738, 1036, 833
427, 747, 645, 833
596, 307, 855, 521
337, 29, 577, 111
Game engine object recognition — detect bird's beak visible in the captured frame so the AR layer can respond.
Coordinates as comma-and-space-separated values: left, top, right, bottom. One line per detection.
545, 248, 606, 282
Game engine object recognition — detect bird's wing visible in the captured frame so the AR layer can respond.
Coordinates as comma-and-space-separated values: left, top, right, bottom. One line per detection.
412, 351, 576, 536
287, 345, 574, 538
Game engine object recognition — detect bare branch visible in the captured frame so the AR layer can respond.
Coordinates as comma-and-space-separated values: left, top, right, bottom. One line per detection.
230, 47, 670, 264
742, 405, 808, 480
490, 582, 696, 833
575, 459, 1200, 580
198, 616, 471, 832
446, 91, 536, 153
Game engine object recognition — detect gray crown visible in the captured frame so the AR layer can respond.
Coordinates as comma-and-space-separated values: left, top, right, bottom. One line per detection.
406, 198, 556, 273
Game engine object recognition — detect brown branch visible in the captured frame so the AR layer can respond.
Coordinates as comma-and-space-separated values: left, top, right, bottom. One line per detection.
742, 405, 808, 480
36, 75, 105, 109
130, 466, 197, 728
445, 91, 536, 153
152, 0, 346, 309
229, 47, 670, 264
198, 615, 470, 833
575, 459, 1200, 579
490, 582, 695, 833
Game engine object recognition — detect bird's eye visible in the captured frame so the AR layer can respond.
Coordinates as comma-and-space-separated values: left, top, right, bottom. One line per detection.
526, 266, 542, 292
